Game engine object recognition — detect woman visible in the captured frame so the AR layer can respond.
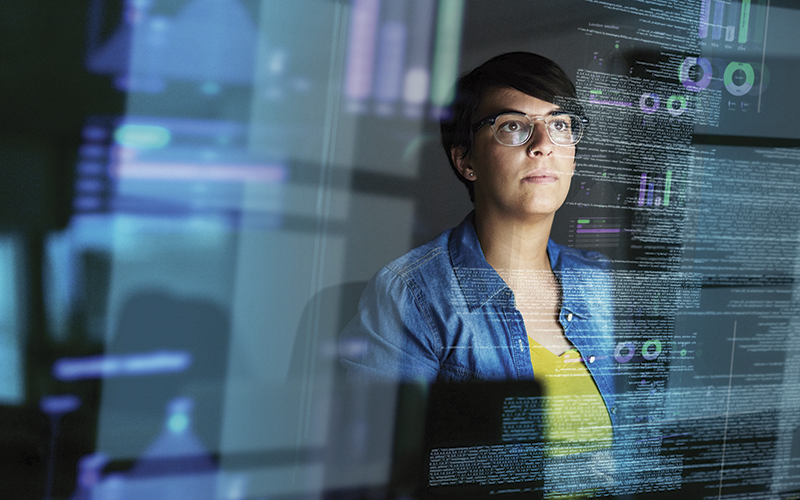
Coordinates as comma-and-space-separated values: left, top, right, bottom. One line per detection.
340, 50, 617, 445
339, 50, 618, 496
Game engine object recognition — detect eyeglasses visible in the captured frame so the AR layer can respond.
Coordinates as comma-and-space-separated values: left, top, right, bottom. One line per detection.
472, 111, 587, 147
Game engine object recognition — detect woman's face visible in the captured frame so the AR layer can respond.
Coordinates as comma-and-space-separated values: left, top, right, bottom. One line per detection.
453, 87, 576, 222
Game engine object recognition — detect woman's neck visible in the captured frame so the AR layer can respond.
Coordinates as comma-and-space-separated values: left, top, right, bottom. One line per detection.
474, 209, 554, 273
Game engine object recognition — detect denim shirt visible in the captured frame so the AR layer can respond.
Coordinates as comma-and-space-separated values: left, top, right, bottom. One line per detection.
339, 213, 619, 425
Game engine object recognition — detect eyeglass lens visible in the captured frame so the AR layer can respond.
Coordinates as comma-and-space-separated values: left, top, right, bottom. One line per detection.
492, 114, 581, 146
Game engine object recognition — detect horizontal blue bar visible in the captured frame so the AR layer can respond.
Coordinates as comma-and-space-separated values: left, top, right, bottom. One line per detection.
53, 351, 192, 381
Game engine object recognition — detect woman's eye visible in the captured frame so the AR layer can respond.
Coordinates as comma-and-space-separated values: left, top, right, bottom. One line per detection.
551, 119, 569, 131
499, 120, 525, 133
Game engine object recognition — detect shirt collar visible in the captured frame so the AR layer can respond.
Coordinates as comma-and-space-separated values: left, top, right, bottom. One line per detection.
449, 212, 509, 312
450, 211, 592, 318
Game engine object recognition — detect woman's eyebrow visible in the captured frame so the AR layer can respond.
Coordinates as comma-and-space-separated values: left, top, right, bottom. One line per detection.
492, 108, 565, 117
491, 108, 526, 116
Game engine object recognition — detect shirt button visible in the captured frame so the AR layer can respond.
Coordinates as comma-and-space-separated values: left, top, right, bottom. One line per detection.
566, 313, 573, 322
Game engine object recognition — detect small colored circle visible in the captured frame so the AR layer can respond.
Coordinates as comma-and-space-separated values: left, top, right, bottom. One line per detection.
168, 414, 189, 433
639, 93, 660, 114
666, 95, 687, 116
680, 349, 687, 356
642, 339, 662, 360
615, 341, 635, 363
680, 57, 713, 91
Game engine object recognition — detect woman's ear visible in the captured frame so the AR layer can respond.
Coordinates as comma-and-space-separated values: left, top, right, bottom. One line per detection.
450, 146, 475, 181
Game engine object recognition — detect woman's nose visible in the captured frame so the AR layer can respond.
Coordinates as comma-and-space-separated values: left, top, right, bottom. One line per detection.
525, 120, 554, 157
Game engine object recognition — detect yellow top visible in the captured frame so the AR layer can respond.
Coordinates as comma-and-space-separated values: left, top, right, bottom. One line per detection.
528, 337, 613, 456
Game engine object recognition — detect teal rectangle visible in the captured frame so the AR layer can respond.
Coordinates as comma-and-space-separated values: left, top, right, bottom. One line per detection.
430, 0, 465, 107
739, 0, 751, 43
664, 170, 673, 206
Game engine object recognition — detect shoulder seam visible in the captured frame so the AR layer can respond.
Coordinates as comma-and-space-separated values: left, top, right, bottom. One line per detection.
382, 250, 446, 357
388, 246, 447, 277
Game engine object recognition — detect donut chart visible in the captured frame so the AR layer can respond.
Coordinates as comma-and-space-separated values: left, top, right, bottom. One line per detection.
615, 342, 636, 363
642, 339, 662, 360
639, 93, 660, 114
666, 95, 687, 116
724, 62, 755, 96
680, 57, 713, 91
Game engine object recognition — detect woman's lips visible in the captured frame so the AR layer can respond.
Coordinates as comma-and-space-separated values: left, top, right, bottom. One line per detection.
521, 171, 557, 184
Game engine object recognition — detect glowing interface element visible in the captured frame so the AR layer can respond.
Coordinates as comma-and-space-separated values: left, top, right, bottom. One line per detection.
53, 351, 192, 381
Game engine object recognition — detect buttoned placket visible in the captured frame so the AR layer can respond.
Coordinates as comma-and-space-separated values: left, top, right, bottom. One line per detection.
562, 308, 619, 427
504, 288, 536, 379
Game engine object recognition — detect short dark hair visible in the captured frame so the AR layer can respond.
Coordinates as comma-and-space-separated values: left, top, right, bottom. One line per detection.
440, 52, 584, 202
